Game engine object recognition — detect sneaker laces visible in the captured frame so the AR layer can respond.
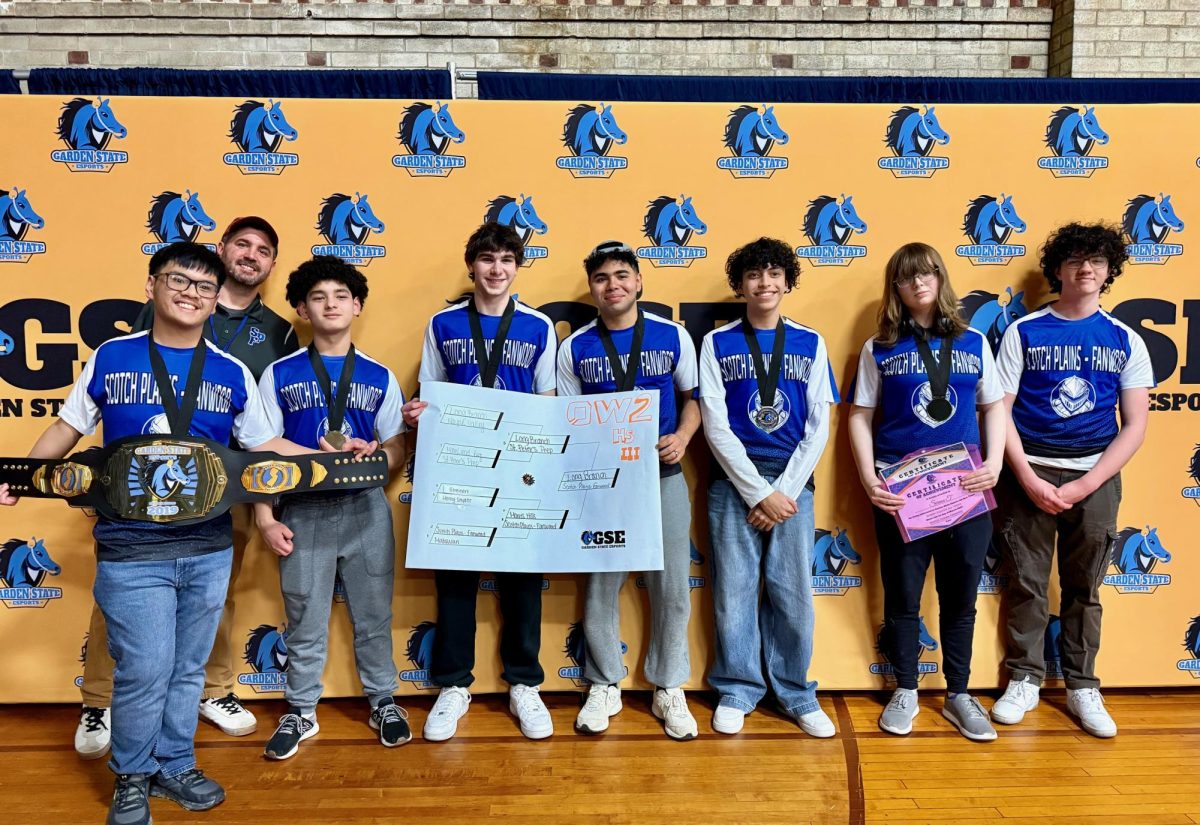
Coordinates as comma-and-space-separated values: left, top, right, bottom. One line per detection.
886, 691, 914, 713
113, 776, 148, 813
274, 712, 309, 737
170, 768, 208, 788
432, 688, 468, 719
81, 706, 108, 733
1073, 687, 1105, 713
660, 689, 688, 717
376, 703, 409, 724
513, 686, 546, 716
1007, 679, 1036, 704
582, 686, 612, 714
958, 695, 989, 720
210, 694, 246, 714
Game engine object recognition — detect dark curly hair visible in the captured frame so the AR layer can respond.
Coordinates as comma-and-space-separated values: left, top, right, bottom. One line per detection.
464, 221, 525, 270
724, 237, 800, 297
1039, 222, 1127, 295
285, 255, 368, 308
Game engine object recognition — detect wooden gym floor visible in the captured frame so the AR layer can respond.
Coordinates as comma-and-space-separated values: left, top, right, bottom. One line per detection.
0, 689, 1197, 824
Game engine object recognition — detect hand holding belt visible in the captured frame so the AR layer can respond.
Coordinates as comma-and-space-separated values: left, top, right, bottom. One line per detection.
0, 435, 388, 525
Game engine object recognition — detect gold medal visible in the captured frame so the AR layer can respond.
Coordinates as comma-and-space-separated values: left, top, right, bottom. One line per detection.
323, 431, 346, 450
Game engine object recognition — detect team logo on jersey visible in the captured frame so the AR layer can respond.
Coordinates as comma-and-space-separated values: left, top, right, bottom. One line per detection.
716, 105, 789, 178
312, 192, 386, 265
142, 190, 217, 255
560, 620, 628, 686
0, 330, 12, 356
1179, 616, 1200, 677
747, 388, 790, 434
52, 97, 128, 172
483, 194, 549, 265
558, 103, 628, 178
1038, 106, 1110, 178
961, 287, 1029, 353
812, 528, 862, 596
637, 542, 707, 590
0, 538, 62, 609
1050, 375, 1096, 419
955, 194, 1027, 266
870, 618, 940, 680
393, 101, 466, 177
399, 621, 438, 689
247, 327, 266, 347
795, 194, 868, 266
1104, 526, 1172, 593
1123, 193, 1184, 265
978, 540, 1008, 594
912, 383, 959, 428
636, 194, 708, 268
878, 105, 950, 178
238, 623, 288, 693
0, 187, 47, 263
223, 100, 299, 175
1043, 615, 1064, 680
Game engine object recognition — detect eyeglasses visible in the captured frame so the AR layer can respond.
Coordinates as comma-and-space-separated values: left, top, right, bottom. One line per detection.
157, 272, 219, 299
1062, 255, 1109, 271
893, 270, 939, 288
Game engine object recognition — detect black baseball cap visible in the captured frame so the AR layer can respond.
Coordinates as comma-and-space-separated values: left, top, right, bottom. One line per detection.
221, 216, 279, 255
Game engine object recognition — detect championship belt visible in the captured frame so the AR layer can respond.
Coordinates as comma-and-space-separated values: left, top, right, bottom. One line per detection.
0, 435, 388, 525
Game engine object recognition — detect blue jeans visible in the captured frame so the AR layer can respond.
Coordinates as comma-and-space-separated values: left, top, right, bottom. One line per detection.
707, 479, 819, 716
94, 548, 231, 777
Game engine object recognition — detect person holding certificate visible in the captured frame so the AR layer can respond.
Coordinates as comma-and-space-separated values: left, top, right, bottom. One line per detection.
698, 237, 838, 738
848, 242, 1005, 742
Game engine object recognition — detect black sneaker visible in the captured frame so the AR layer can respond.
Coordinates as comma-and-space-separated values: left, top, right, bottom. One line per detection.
264, 709, 319, 760
149, 768, 226, 811
369, 697, 413, 747
107, 774, 151, 825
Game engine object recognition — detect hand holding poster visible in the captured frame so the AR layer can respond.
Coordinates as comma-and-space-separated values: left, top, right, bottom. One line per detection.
405, 382, 663, 573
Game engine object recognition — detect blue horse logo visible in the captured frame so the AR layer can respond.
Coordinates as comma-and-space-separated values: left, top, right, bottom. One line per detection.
56, 96, 127, 151
237, 624, 288, 692
0, 187, 45, 243
1044, 615, 1063, 678
1180, 617, 1200, 676
978, 539, 1009, 594
960, 287, 1029, 353
956, 194, 1028, 266
229, 99, 297, 153
558, 103, 629, 178
484, 194, 549, 264
129, 455, 196, 505
393, 102, 466, 176
1188, 444, 1200, 503
1123, 194, 1185, 265
871, 618, 939, 678
0, 329, 12, 357
560, 620, 591, 685
145, 190, 216, 245
796, 194, 868, 267
1104, 526, 1172, 593
312, 193, 387, 265
397, 621, 437, 688
148, 457, 189, 499
690, 542, 705, 566
717, 105, 789, 177
812, 528, 863, 596
1039, 106, 1110, 177
637, 195, 709, 268
879, 105, 950, 178
0, 537, 61, 589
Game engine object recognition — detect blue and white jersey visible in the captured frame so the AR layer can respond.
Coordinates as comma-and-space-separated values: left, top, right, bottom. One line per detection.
259, 348, 405, 449
853, 328, 1002, 467
419, 299, 556, 394
58, 330, 275, 561
557, 311, 697, 438
996, 307, 1154, 469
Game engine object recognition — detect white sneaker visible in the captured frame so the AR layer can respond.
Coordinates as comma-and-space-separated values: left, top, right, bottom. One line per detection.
712, 704, 746, 735
575, 684, 621, 735
991, 677, 1040, 725
75, 706, 110, 760
1067, 688, 1117, 738
651, 688, 698, 741
509, 684, 553, 740
199, 693, 257, 736
796, 706, 836, 738
423, 687, 471, 742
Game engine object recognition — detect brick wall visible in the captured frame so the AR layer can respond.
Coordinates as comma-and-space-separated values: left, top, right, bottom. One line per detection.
0, 0, 1054, 98
1067, 0, 1200, 78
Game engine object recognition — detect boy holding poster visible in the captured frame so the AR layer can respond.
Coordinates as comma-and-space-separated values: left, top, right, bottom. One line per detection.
992, 223, 1153, 738
401, 222, 558, 741
697, 237, 837, 737
557, 240, 701, 740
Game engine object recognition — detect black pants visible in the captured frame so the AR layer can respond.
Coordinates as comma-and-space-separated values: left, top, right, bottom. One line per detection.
431, 570, 545, 688
874, 508, 990, 693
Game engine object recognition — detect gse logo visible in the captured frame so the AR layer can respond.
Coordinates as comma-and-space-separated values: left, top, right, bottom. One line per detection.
581, 529, 626, 547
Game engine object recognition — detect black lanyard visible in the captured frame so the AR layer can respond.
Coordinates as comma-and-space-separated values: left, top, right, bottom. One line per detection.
147, 333, 207, 436
597, 310, 645, 393
467, 297, 516, 390
307, 343, 357, 443
741, 317, 785, 408
913, 328, 954, 422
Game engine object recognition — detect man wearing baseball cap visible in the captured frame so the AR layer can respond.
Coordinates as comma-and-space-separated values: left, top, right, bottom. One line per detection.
75, 216, 299, 759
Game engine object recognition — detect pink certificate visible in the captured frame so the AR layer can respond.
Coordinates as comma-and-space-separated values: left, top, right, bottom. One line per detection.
878, 442, 996, 543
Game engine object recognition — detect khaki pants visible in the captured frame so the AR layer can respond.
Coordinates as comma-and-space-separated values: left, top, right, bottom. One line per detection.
81, 506, 252, 706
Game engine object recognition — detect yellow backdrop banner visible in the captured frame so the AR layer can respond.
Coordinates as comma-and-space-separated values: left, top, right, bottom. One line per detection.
1, 96, 1197, 701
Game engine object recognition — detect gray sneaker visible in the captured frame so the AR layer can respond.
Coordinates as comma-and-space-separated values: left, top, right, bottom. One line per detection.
942, 693, 998, 742
878, 688, 919, 735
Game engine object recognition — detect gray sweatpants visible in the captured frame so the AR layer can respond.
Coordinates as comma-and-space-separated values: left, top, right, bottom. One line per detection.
278, 487, 398, 715
583, 471, 692, 689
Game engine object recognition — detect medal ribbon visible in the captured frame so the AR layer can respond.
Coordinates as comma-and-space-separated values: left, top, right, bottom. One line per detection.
307, 343, 357, 438
913, 326, 954, 418
147, 333, 207, 437
467, 297, 516, 390
741, 317, 785, 409
597, 309, 645, 393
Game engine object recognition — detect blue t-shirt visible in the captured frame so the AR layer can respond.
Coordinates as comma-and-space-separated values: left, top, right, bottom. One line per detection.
418, 299, 556, 394
996, 306, 1154, 468
557, 311, 698, 438
59, 331, 275, 561
853, 328, 1002, 466
259, 348, 406, 449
